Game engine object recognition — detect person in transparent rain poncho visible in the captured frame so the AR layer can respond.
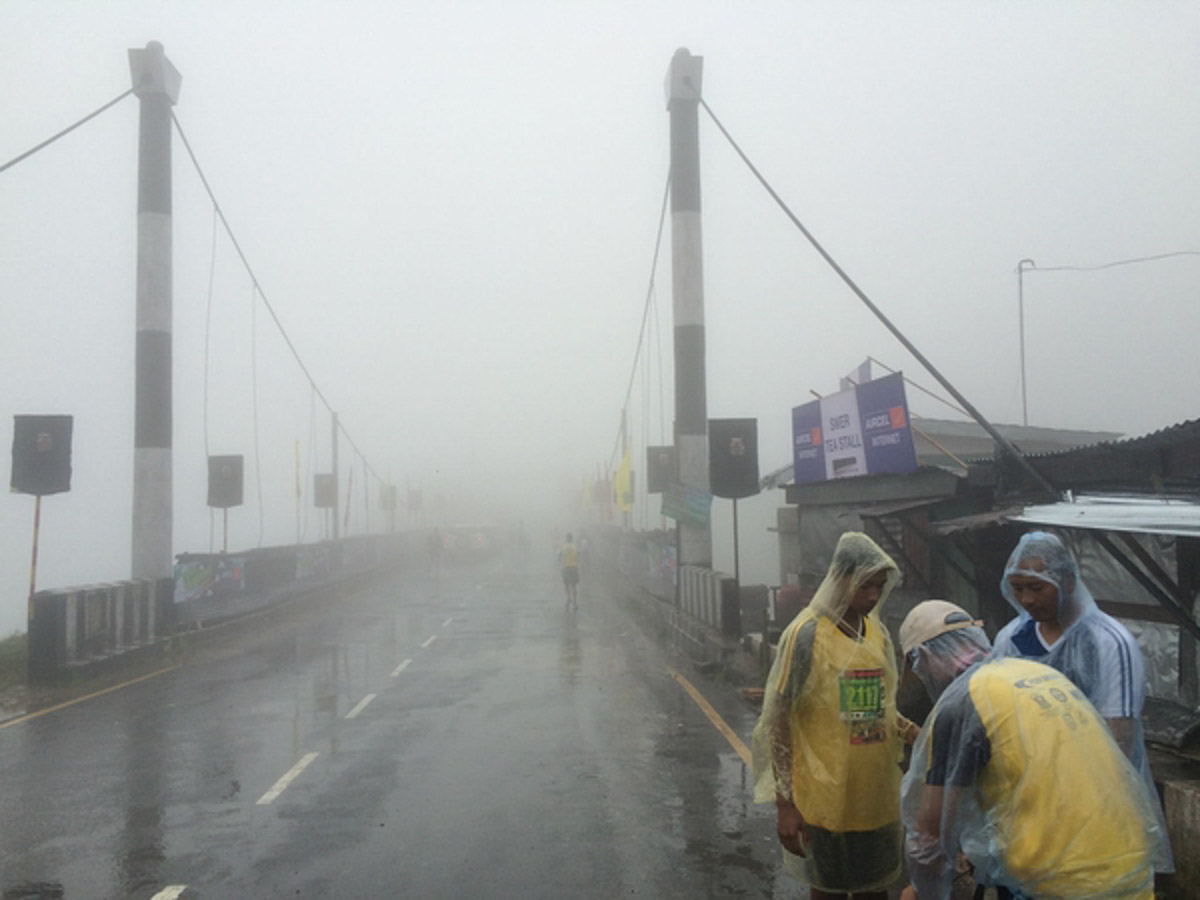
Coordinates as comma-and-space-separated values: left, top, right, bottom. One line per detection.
751, 532, 905, 899
898, 600, 1160, 900
989, 531, 1173, 874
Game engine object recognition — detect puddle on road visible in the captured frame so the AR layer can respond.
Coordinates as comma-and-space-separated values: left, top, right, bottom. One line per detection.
1, 883, 65, 900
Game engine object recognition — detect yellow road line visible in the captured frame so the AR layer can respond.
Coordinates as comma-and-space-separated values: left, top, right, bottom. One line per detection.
667, 665, 752, 766
0, 664, 179, 730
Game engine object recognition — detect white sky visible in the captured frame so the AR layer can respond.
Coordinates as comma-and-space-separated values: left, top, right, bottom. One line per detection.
3, 2, 1199, 634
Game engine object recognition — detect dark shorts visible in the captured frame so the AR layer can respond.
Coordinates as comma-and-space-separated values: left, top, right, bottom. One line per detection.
562, 566, 580, 586
800, 821, 902, 893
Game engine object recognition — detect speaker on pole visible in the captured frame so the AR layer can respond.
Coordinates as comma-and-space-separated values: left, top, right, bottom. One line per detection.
11, 415, 73, 496
708, 418, 759, 500
646, 445, 675, 495
207, 455, 244, 509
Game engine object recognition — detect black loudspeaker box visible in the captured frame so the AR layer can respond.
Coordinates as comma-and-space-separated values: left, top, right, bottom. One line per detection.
11, 415, 73, 496
709, 418, 759, 500
208, 455, 244, 509
646, 445, 675, 494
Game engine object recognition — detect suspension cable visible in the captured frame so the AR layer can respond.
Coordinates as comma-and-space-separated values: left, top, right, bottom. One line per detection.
1, 89, 134, 174
610, 170, 671, 470
171, 111, 387, 489
653, 287, 666, 444
203, 207, 219, 459
204, 206, 219, 553
695, 95, 1056, 495
866, 357, 968, 417
250, 283, 265, 545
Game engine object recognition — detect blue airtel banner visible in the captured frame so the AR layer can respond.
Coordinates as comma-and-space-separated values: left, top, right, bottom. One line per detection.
791, 372, 918, 485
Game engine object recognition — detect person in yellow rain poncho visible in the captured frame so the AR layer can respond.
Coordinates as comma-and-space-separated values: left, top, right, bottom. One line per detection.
558, 532, 581, 610
897, 600, 1159, 900
751, 532, 904, 899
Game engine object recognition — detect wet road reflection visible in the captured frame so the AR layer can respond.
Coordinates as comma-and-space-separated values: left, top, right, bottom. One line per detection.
0, 554, 797, 897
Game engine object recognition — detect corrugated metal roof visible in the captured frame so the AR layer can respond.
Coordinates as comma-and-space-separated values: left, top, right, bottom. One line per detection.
973, 418, 1200, 497
759, 461, 793, 491
931, 506, 1025, 535
1013, 494, 1200, 538
854, 497, 945, 519
997, 417, 1200, 461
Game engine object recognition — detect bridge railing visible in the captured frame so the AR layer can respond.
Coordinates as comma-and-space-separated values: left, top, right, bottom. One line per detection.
28, 533, 412, 683
591, 526, 741, 637
678, 564, 741, 637
28, 578, 172, 682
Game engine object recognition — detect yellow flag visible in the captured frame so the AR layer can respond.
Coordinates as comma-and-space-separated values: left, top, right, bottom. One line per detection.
615, 446, 634, 512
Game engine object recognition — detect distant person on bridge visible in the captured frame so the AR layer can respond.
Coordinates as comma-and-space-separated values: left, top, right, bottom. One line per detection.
558, 533, 580, 610
751, 532, 904, 900
577, 530, 590, 578
897, 600, 1159, 899
988, 531, 1172, 874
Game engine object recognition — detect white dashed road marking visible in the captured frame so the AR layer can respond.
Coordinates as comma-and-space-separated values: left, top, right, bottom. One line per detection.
344, 693, 377, 720
151, 888, 188, 900
257, 751, 319, 805
390, 658, 412, 677
420, 634, 437, 649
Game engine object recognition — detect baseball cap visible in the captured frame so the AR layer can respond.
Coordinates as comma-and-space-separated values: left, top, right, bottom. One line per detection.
899, 600, 982, 656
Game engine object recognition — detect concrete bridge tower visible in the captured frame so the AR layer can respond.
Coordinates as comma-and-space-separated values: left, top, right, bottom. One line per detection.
128, 42, 181, 579
666, 48, 712, 568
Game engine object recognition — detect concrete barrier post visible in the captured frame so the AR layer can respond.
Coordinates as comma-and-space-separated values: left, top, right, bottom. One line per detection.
28, 592, 66, 683
105, 586, 117, 654
65, 590, 79, 662
131, 580, 145, 643
115, 583, 127, 649
88, 587, 107, 657
719, 577, 743, 637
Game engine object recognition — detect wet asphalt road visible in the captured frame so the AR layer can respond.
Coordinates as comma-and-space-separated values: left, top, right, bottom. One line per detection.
0, 555, 803, 899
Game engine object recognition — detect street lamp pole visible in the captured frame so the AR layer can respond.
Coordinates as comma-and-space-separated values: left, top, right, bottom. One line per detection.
1017, 258, 1036, 426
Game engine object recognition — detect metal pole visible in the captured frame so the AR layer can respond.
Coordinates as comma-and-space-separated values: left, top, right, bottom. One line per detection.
27, 495, 42, 626
331, 411, 340, 541
666, 48, 712, 567
129, 42, 181, 579
620, 408, 631, 529
732, 497, 740, 589
1017, 259, 1035, 427
295, 440, 302, 545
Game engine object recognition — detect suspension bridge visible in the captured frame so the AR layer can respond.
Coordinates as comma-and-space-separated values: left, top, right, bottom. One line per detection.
3, 38, 1199, 898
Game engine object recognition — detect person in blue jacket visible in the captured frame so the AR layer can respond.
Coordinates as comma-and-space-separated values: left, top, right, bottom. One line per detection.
989, 530, 1172, 874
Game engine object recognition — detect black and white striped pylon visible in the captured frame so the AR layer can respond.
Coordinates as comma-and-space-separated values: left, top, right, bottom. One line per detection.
666, 48, 712, 568
129, 42, 181, 579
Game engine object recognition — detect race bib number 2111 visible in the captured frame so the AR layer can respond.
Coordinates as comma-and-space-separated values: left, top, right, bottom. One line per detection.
839, 668, 885, 745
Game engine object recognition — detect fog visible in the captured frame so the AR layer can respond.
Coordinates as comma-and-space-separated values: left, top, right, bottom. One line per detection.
3, 2, 1198, 635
